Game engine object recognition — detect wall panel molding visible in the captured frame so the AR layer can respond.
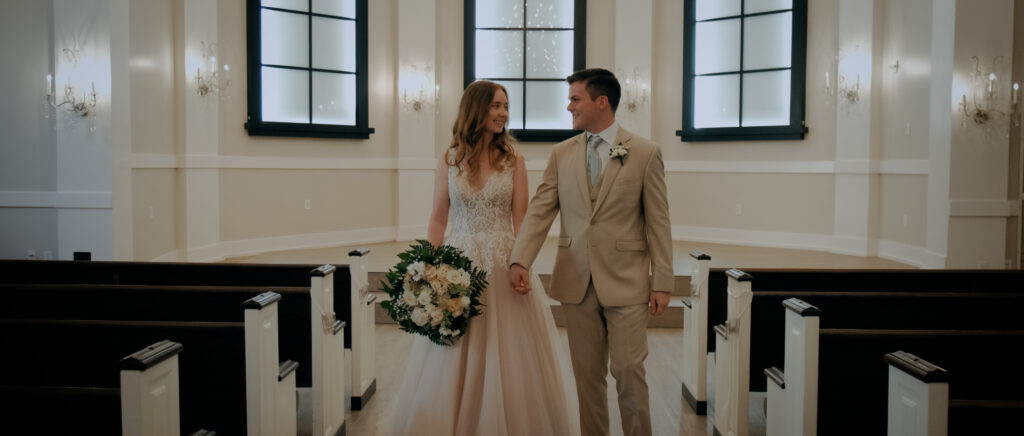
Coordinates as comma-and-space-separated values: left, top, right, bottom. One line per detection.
0, 191, 112, 209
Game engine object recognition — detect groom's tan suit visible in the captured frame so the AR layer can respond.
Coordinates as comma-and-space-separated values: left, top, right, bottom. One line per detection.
510, 127, 673, 436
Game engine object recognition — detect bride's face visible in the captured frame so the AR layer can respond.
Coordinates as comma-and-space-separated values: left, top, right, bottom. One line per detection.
485, 89, 509, 135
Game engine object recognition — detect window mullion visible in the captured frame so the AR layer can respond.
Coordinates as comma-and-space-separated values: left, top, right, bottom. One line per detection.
307, 0, 313, 124
738, 2, 745, 128
521, 0, 528, 130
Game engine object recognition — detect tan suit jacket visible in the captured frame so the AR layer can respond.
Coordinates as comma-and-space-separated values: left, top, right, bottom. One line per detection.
510, 127, 674, 306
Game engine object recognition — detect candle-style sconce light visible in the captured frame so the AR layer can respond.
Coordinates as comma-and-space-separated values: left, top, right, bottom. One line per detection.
194, 41, 230, 97
619, 68, 649, 112
1012, 82, 1020, 127
45, 74, 98, 118
399, 63, 438, 112
959, 56, 1009, 126
838, 74, 860, 103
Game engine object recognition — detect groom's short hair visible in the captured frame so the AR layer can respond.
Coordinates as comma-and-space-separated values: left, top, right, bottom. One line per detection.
567, 68, 621, 113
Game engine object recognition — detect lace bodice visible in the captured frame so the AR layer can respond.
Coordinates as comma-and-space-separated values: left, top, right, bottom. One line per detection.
445, 164, 516, 274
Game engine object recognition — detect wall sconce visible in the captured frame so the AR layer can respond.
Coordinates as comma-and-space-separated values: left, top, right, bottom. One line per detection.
1012, 82, 1020, 127
194, 41, 230, 97
958, 56, 1007, 126
399, 64, 437, 112
838, 74, 860, 103
45, 73, 98, 118
619, 68, 649, 112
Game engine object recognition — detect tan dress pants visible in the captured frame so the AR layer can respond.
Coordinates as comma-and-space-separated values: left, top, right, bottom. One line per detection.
562, 280, 651, 436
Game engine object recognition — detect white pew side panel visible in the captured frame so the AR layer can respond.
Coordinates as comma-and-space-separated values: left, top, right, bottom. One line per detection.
119, 340, 183, 436
885, 351, 949, 436
682, 251, 711, 415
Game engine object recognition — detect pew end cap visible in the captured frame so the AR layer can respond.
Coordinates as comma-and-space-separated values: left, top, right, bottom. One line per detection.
883, 350, 950, 383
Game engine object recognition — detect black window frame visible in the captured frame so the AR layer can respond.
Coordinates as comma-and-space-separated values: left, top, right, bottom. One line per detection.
677, 0, 808, 142
464, 0, 586, 142
245, 0, 375, 139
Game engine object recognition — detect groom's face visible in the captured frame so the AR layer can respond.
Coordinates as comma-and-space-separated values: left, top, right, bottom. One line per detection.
567, 82, 603, 132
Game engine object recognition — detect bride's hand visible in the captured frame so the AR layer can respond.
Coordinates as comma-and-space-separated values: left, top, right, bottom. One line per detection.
508, 264, 532, 294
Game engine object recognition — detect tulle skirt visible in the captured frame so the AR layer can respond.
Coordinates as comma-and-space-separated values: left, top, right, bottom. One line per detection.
386, 266, 580, 436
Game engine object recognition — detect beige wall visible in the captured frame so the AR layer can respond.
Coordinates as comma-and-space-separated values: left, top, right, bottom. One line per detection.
132, 169, 177, 260
669, 173, 835, 235
879, 175, 928, 246
219, 169, 396, 240
91, 0, 1016, 265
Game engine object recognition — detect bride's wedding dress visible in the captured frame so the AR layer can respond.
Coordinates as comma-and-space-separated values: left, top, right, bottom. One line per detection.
386, 162, 579, 436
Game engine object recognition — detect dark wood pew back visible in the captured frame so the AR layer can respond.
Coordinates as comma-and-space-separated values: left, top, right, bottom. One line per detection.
748, 291, 1024, 391
0, 258, 353, 344
705, 268, 1024, 391
0, 282, 319, 388
814, 329, 1024, 435
0, 319, 249, 434
0, 259, 352, 387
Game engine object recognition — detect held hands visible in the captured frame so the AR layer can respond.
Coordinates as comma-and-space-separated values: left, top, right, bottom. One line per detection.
649, 290, 670, 316
508, 264, 532, 295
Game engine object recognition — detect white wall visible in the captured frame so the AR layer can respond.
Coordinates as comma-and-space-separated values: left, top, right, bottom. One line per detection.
1, 0, 1019, 267
0, 0, 58, 260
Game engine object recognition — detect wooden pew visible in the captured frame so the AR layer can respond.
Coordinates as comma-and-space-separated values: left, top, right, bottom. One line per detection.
0, 292, 296, 435
680, 251, 712, 415
0, 253, 376, 412
0, 268, 346, 436
712, 269, 753, 436
884, 350, 949, 436
119, 340, 187, 436
705, 268, 1024, 391
765, 298, 1024, 436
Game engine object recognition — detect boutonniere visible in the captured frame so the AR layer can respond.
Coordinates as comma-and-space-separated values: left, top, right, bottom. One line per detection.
609, 142, 629, 164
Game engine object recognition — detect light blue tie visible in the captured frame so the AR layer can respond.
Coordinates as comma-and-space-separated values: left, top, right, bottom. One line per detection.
587, 134, 603, 187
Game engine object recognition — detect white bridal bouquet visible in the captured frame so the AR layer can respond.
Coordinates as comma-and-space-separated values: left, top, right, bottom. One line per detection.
380, 240, 487, 346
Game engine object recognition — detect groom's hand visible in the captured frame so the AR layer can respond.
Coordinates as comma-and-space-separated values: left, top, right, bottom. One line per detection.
649, 291, 670, 316
508, 264, 532, 294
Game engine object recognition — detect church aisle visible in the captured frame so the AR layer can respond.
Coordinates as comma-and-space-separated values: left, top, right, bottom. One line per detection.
338, 324, 709, 436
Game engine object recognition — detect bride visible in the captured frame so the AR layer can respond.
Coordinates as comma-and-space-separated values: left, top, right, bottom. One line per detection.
386, 80, 579, 436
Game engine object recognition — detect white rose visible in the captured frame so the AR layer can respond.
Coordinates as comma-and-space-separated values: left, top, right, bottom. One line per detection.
410, 308, 429, 326
436, 264, 453, 280
456, 270, 471, 288
401, 290, 418, 307
445, 268, 463, 287
429, 306, 445, 326
417, 290, 433, 306
429, 279, 446, 295
406, 261, 425, 281
461, 296, 471, 308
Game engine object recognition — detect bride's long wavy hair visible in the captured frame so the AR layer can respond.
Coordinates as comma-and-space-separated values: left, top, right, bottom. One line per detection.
448, 81, 516, 178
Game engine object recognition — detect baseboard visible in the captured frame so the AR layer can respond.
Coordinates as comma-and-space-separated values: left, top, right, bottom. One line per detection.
350, 378, 376, 411
672, 225, 834, 253
682, 383, 708, 415
877, 239, 927, 268
183, 227, 397, 262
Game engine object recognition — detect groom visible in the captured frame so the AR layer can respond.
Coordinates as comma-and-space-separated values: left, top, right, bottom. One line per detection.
508, 68, 674, 436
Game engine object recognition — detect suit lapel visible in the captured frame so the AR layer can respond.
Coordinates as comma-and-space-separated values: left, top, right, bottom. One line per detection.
568, 133, 593, 214
592, 129, 631, 217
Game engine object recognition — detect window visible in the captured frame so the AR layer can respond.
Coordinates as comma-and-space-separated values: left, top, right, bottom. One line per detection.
465, 0, 586, 142
245, 0, 374, 139
678, 0, 807, 141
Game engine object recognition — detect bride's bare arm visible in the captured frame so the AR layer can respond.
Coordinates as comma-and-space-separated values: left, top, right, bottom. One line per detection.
426, 154, 451, 247
511, 152, 529, 236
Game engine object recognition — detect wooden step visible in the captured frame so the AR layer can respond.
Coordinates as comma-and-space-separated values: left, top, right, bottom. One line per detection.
369, 290, 684, 328
367, 270, 689, 328
368, 272, 692, 296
